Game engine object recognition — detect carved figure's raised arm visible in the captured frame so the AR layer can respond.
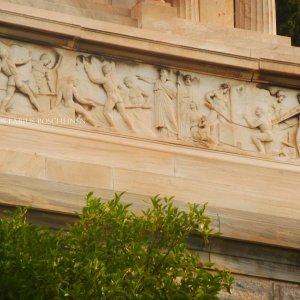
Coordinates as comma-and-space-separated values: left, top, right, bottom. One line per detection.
136, 74, 155, 84
84, 61, 106, 85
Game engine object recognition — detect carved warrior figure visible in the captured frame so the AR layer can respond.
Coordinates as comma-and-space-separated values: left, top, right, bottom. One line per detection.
84, 59, 135, 131
0, 46, 41, 112
123, 76, 151, 109
54, 75, 98, 127
32, 52, 62, 95
243, 106, 273, 154
137, 68, 177, 137
205, 83, 231, 124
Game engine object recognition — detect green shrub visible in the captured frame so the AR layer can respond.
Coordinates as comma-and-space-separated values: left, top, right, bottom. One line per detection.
0, 193, 233, 299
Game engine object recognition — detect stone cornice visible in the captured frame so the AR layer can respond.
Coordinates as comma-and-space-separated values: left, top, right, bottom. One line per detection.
0, 2, 299, 88
0, 116, 300, 171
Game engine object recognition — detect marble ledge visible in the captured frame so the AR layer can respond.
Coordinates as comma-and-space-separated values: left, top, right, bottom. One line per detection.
1, 117, 300, 173
0, 171, 299, 250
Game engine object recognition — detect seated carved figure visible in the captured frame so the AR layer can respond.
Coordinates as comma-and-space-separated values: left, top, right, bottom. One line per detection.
189, 102, 215, 147
192, 116, 215, 147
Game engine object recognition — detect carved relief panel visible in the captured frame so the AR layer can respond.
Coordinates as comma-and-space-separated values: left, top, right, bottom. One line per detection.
0, 37, 299, 163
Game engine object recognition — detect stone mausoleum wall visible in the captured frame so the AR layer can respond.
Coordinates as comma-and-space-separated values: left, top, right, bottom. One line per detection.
0, 0, 299, 298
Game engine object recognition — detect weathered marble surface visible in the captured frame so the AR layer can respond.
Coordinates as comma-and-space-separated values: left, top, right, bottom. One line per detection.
0, 37, 299, 163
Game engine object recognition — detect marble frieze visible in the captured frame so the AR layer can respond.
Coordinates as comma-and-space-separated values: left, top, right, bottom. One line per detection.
0, 37, 299, 163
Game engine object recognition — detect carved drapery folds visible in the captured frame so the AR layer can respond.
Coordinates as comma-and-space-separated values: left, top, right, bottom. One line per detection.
0, 37, 299, 162
235, 0, 277, 34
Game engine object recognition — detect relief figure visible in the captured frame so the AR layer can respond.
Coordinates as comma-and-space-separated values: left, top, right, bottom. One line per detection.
272, 93, 300, 157
137, 67, 177, 138
193, 115, 215, 147
0, 46, 41, 112
32, 52, 62, 96
84, 59, 135, 131
205, 83, 231, 124
123, 76, 151, 109
178, 74, 198, 139
121, 76, 154, 136
271, 90, 286, 120
256, 84, 286, 120
54, 75, 98, 127
189, 102, 214, 147
243, 106, 273, 154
